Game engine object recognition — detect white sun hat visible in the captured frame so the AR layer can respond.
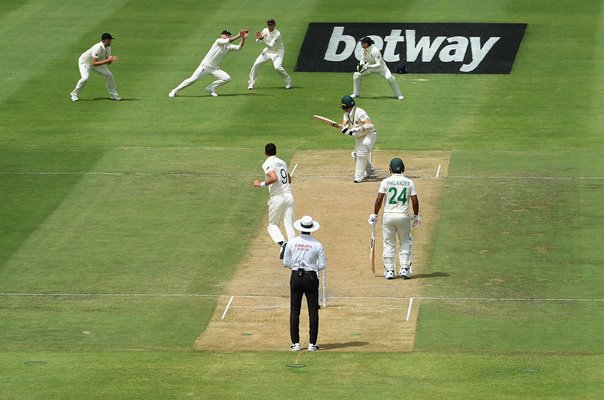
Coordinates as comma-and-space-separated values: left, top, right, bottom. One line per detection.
293, 215, 320, 232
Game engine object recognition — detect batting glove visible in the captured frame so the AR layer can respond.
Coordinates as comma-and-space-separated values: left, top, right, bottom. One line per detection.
349, 127, 359, 136
341, 127, 349, 135
412, 215, 421, 228
368, 213, 378, 225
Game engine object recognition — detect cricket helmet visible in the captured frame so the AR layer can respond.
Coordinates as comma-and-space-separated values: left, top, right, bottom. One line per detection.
359, 36, 374, 46
340, 95, 355, 109
389, 158, 405, 174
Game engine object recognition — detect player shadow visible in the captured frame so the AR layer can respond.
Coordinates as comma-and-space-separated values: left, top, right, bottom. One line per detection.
319, 341, 369, 350
89, 97, 139, 101
412, 271, 451, 279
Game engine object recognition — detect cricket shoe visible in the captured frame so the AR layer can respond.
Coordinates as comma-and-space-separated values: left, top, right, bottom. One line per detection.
385, 270, 395, 280
400, 268, 411, 279
353, 177, 366, 183
110, 95, 122, 101
205, 87, 218, 97
350, 94, 359, 98
70, 94, 79, 102
291, 343, 301, 352
279, 242, 287, 259
285, 77, 292, 89
168, 90, 177, 97
247, 82, 255, 90
308, 343, 320, 352
397, 95, 405, 100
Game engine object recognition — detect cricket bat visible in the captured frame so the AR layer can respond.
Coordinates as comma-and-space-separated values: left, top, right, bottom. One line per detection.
370, 223, 376, 274
313, 115, 342, 129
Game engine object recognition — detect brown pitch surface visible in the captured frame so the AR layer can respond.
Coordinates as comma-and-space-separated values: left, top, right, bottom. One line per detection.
195, 150, 450, 352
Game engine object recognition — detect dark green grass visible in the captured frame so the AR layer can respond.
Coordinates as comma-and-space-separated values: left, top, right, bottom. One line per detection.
1, 0, 604, 399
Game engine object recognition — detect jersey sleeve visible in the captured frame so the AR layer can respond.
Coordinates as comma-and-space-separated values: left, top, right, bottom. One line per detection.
378, 179, 388, 194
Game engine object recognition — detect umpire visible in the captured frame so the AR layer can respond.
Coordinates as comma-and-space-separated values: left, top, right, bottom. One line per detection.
282, 215, 326, 352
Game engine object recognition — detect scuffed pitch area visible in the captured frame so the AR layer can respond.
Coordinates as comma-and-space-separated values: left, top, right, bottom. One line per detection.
195, 150, 450, 352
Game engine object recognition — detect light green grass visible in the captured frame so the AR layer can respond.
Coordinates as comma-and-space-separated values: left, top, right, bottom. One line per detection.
1, 0, 604, 399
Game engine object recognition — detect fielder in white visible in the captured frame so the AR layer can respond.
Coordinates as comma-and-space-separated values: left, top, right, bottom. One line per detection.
352, 36, 404, 100
248, 19, 292, 90
368, 158, 420, 280
169, 29, 248, 98
339, 95, 378, 183
70, 33, 121, 102
253, 143, 296, 259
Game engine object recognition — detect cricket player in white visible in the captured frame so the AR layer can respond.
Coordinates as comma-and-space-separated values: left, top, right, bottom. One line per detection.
70, 33, 121, 101
369, 158, 420, 280
247, 19, 292, 90
339, 95, 378, 183
253, 143, 295, 259
169, 29, 248, 97
352, 36, 404, 100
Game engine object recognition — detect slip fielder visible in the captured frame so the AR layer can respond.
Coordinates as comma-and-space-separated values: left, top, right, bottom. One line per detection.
352, 36, 404, 100
248, 18, 292, 90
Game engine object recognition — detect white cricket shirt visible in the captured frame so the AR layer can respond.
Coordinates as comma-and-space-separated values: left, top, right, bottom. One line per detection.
201, 38, 240, 68
361, 45, 386, 69
258, 28, 284, 53
79, 42, 111, 66
262, 156, 292, 197
378, 173, 417, 215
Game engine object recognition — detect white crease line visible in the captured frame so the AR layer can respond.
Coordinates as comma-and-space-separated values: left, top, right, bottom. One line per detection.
221, 296, 234, 320
290, 163, 298, 177
406, 297, 414, 321
435, 165, 441, 178
1, 292, 602, 302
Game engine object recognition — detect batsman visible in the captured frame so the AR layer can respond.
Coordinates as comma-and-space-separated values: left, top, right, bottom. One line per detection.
339, 95, 378, 183
368, 158, 420, 280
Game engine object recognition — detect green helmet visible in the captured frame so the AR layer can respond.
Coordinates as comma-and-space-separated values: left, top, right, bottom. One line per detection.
340, 95, 355, 109
389, 158, 405, 174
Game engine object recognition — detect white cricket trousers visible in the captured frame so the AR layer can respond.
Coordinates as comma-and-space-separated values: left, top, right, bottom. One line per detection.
173, 65, 231, 93
71, 63, 119, 97
381, 213, 412, 272
248, 49, 290, 86
354, 133, 376, 181
353, 66, 402, 98
266, 192, 295, 244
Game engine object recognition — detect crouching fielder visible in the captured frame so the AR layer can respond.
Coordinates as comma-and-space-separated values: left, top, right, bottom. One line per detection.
368, 158, 420, 280
352, 36, 404, 100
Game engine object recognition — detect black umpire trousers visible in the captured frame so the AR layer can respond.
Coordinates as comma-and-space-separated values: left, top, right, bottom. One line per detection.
289, 269, 320, 345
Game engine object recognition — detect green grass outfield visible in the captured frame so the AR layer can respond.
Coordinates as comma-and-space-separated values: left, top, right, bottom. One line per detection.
1, 0, 603, 399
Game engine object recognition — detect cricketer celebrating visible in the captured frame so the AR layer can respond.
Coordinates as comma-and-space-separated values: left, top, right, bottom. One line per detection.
253, 143, 295, 259
352, 36, 404, 100
169, 28, 248, 98
368, 158, 420, 280
340, 95, 378, 183
248, 19, 292, 90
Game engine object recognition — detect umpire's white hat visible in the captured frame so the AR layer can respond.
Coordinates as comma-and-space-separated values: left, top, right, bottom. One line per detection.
294, 215, 320, 232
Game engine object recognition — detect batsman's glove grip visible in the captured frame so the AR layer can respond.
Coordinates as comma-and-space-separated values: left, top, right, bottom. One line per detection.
341, 127, 350, 135
368, 214, 378, 225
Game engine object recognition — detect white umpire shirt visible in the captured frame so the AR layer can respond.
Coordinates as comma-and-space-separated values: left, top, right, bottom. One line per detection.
201, 38, 241, 68
283, 234, 326, 273
79, 42, 111, 66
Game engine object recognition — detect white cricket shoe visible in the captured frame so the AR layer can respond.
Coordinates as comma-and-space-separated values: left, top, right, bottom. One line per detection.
285, 77, 292, 89
205, 87, 218, 97
110, 95, 122, 101
397, 95, 405, 100
400, 268, 411, 279
247, 81, 255, 90
291, 343, 301, 351
70, 94, 78, 102
385, 270, 395, 280
350, 94, 359, 98
308, 343, 320, 352
168, 90, 177, 97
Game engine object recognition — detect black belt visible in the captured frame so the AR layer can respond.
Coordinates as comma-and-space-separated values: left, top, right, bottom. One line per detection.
292, 269, 316, 277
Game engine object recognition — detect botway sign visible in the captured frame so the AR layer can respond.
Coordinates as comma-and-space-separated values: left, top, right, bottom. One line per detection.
295, 23, 527, 74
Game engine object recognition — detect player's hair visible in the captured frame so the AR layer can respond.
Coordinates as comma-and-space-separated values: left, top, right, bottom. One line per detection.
265, 143, 277, 156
